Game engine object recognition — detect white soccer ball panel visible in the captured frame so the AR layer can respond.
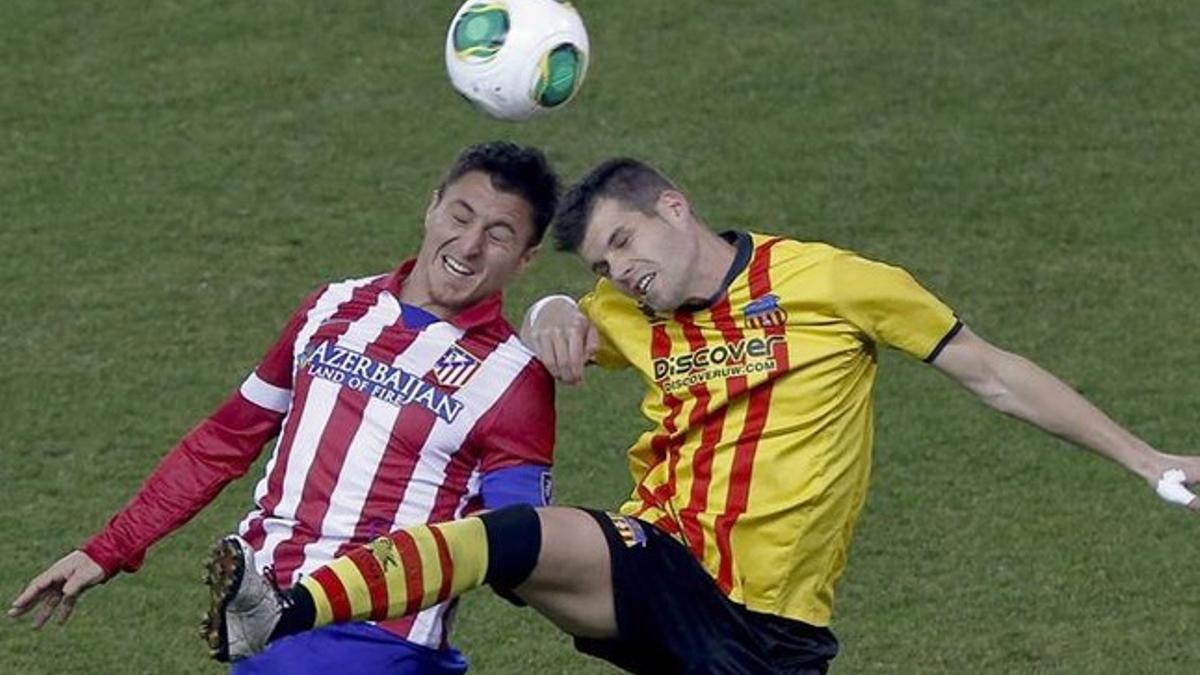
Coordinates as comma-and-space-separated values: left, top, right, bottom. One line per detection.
445, 0, 589, 121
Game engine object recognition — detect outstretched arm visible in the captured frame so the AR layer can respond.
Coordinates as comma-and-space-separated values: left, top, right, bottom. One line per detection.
930, 325, 1199, 509
7, 391, 284, 628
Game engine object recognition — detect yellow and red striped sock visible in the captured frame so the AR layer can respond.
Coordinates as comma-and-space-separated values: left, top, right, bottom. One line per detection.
299, 518, 489, 626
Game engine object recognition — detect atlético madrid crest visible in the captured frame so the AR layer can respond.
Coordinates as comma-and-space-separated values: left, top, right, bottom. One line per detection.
432, 345, 482, 388
743, 293, 788, 329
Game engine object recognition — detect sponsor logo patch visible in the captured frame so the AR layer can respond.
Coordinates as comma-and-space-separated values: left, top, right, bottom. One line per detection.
301, 341, 465, 422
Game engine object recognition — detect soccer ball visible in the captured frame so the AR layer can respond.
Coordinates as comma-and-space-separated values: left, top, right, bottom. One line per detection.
445, 0, 590, 121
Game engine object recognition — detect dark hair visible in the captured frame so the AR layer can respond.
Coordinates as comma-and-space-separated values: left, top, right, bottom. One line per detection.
439, 141, 560, 246
553, 158, 677, 252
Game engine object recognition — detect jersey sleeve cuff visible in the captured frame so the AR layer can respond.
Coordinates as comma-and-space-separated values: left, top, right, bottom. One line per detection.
923, 319, 964, 363
78, 538, 126, 579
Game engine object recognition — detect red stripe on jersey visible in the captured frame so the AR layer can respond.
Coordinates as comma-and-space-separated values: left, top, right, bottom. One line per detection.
243, 282, 384, 550
425, 337, 504, 521
348, 404, 433, 540
255, 285, 327, 389
430, 448, 482, 521
714, 238, 786, 592
242, 371, 316, 550
270, 286, 404, 582
429, 526, 456, 604
310, 565, 353, 623
392, 530, 426, 617
651, 513, 681, 536
640, 323, 684, 513
315, 320, 441, 559
675, 312, 720, 558
376, 615, 419, 640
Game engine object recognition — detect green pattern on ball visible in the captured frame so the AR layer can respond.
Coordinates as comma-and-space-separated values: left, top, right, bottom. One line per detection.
533, 44, 583, 108
452, 2, 509, 62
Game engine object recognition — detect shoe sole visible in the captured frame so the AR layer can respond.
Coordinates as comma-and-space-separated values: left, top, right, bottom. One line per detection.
201, 538, 246, 663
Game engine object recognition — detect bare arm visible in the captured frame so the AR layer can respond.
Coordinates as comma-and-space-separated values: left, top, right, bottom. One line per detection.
931, 325, 1200, 509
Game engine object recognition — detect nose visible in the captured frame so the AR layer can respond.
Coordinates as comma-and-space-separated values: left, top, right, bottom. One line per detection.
458, 224, 486, 257
612, 258, 634, 286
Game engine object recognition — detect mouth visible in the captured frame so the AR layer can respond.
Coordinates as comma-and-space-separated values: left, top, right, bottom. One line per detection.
634, 272, 656, 297
442, 254, 475, 278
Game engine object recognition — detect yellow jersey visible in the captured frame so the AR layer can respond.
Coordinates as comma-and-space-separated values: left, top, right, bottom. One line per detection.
579, 232, 959, 626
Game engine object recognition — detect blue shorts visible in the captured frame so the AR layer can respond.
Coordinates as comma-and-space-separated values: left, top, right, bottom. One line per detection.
232, 623, 469, 675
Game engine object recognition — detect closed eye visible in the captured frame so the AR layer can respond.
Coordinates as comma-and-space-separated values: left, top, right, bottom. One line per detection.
488, 226, 515, 244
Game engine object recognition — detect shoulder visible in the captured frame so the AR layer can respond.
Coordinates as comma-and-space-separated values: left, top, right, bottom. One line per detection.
746, 233, 846, 269
581, 278, 644, 325
299, 272, 391, 309
742, 234, 850, 294
463, 326, 555, 388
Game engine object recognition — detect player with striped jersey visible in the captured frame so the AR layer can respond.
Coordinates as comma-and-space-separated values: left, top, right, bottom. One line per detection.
9, 142, 560, 674
200, 157, 1200, 674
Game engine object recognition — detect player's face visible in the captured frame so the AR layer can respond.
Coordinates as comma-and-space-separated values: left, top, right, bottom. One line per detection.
578, 194, 699, 312
414, 170, 539, 316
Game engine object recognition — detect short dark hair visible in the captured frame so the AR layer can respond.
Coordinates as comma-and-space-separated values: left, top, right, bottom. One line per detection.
439, 141, 560, 247
554, 158, 677, 252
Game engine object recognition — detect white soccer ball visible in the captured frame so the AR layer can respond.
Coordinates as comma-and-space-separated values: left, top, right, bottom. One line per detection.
445, 0, 590, 121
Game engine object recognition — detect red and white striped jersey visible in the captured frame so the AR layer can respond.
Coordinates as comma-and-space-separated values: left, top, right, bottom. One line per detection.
82, 260, 555, 649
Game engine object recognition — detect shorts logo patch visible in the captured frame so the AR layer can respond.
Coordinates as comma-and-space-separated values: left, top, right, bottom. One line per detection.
433, 345, 482, 388
743, 293, 788, 329
607, 513, 647, 548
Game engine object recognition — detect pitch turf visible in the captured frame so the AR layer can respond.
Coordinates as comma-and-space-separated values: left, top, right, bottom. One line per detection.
2, 1, 1197, 672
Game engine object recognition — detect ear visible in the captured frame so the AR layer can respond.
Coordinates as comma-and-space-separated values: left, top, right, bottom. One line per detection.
656, 190, 690, 228
422, 190, 441, 230
515, 243, 541, 276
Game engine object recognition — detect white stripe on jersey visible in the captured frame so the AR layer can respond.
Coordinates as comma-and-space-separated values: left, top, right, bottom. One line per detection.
256, 289, 399, 566
409, 604, 451, 651
395, 336, 533, 647
239, 372, 291, 413
458, 468, 483, 519
292, 317, 465, 582
235, 273, 379, 562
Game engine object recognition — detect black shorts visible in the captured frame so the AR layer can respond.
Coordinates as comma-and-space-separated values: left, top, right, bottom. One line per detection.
573, 510, 838, 675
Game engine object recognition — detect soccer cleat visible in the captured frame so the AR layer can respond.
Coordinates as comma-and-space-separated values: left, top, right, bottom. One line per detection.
202, 535, 285, 662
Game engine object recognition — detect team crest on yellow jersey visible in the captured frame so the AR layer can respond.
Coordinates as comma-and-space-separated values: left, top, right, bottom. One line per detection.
743, 293, 788, 329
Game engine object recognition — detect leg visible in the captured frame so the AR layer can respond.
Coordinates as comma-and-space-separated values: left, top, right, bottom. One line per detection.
513, 506, 616, 638
205, 505, 616, 661
297, 505, 616, 637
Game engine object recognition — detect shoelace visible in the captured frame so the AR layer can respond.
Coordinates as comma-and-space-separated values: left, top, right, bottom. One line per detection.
260, 564, 295, 610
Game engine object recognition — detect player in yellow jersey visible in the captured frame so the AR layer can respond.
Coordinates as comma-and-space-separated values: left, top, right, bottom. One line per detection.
202, 157, 1200, 674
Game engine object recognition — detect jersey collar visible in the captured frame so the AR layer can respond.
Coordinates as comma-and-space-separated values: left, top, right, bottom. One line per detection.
679, 230, 753, 311
384, 259, 506, 331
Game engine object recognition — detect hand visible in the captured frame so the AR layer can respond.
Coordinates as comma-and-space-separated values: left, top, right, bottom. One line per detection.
8, 550, 107, 628
1148, 453, 1200, 511
521, 297, 599, 385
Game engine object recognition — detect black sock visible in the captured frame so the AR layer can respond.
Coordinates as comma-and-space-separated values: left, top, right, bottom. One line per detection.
480, 504, 543, 591
269, 584, 316, 641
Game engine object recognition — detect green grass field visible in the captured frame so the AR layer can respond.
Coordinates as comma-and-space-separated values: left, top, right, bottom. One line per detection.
2, 1, 1198, 672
